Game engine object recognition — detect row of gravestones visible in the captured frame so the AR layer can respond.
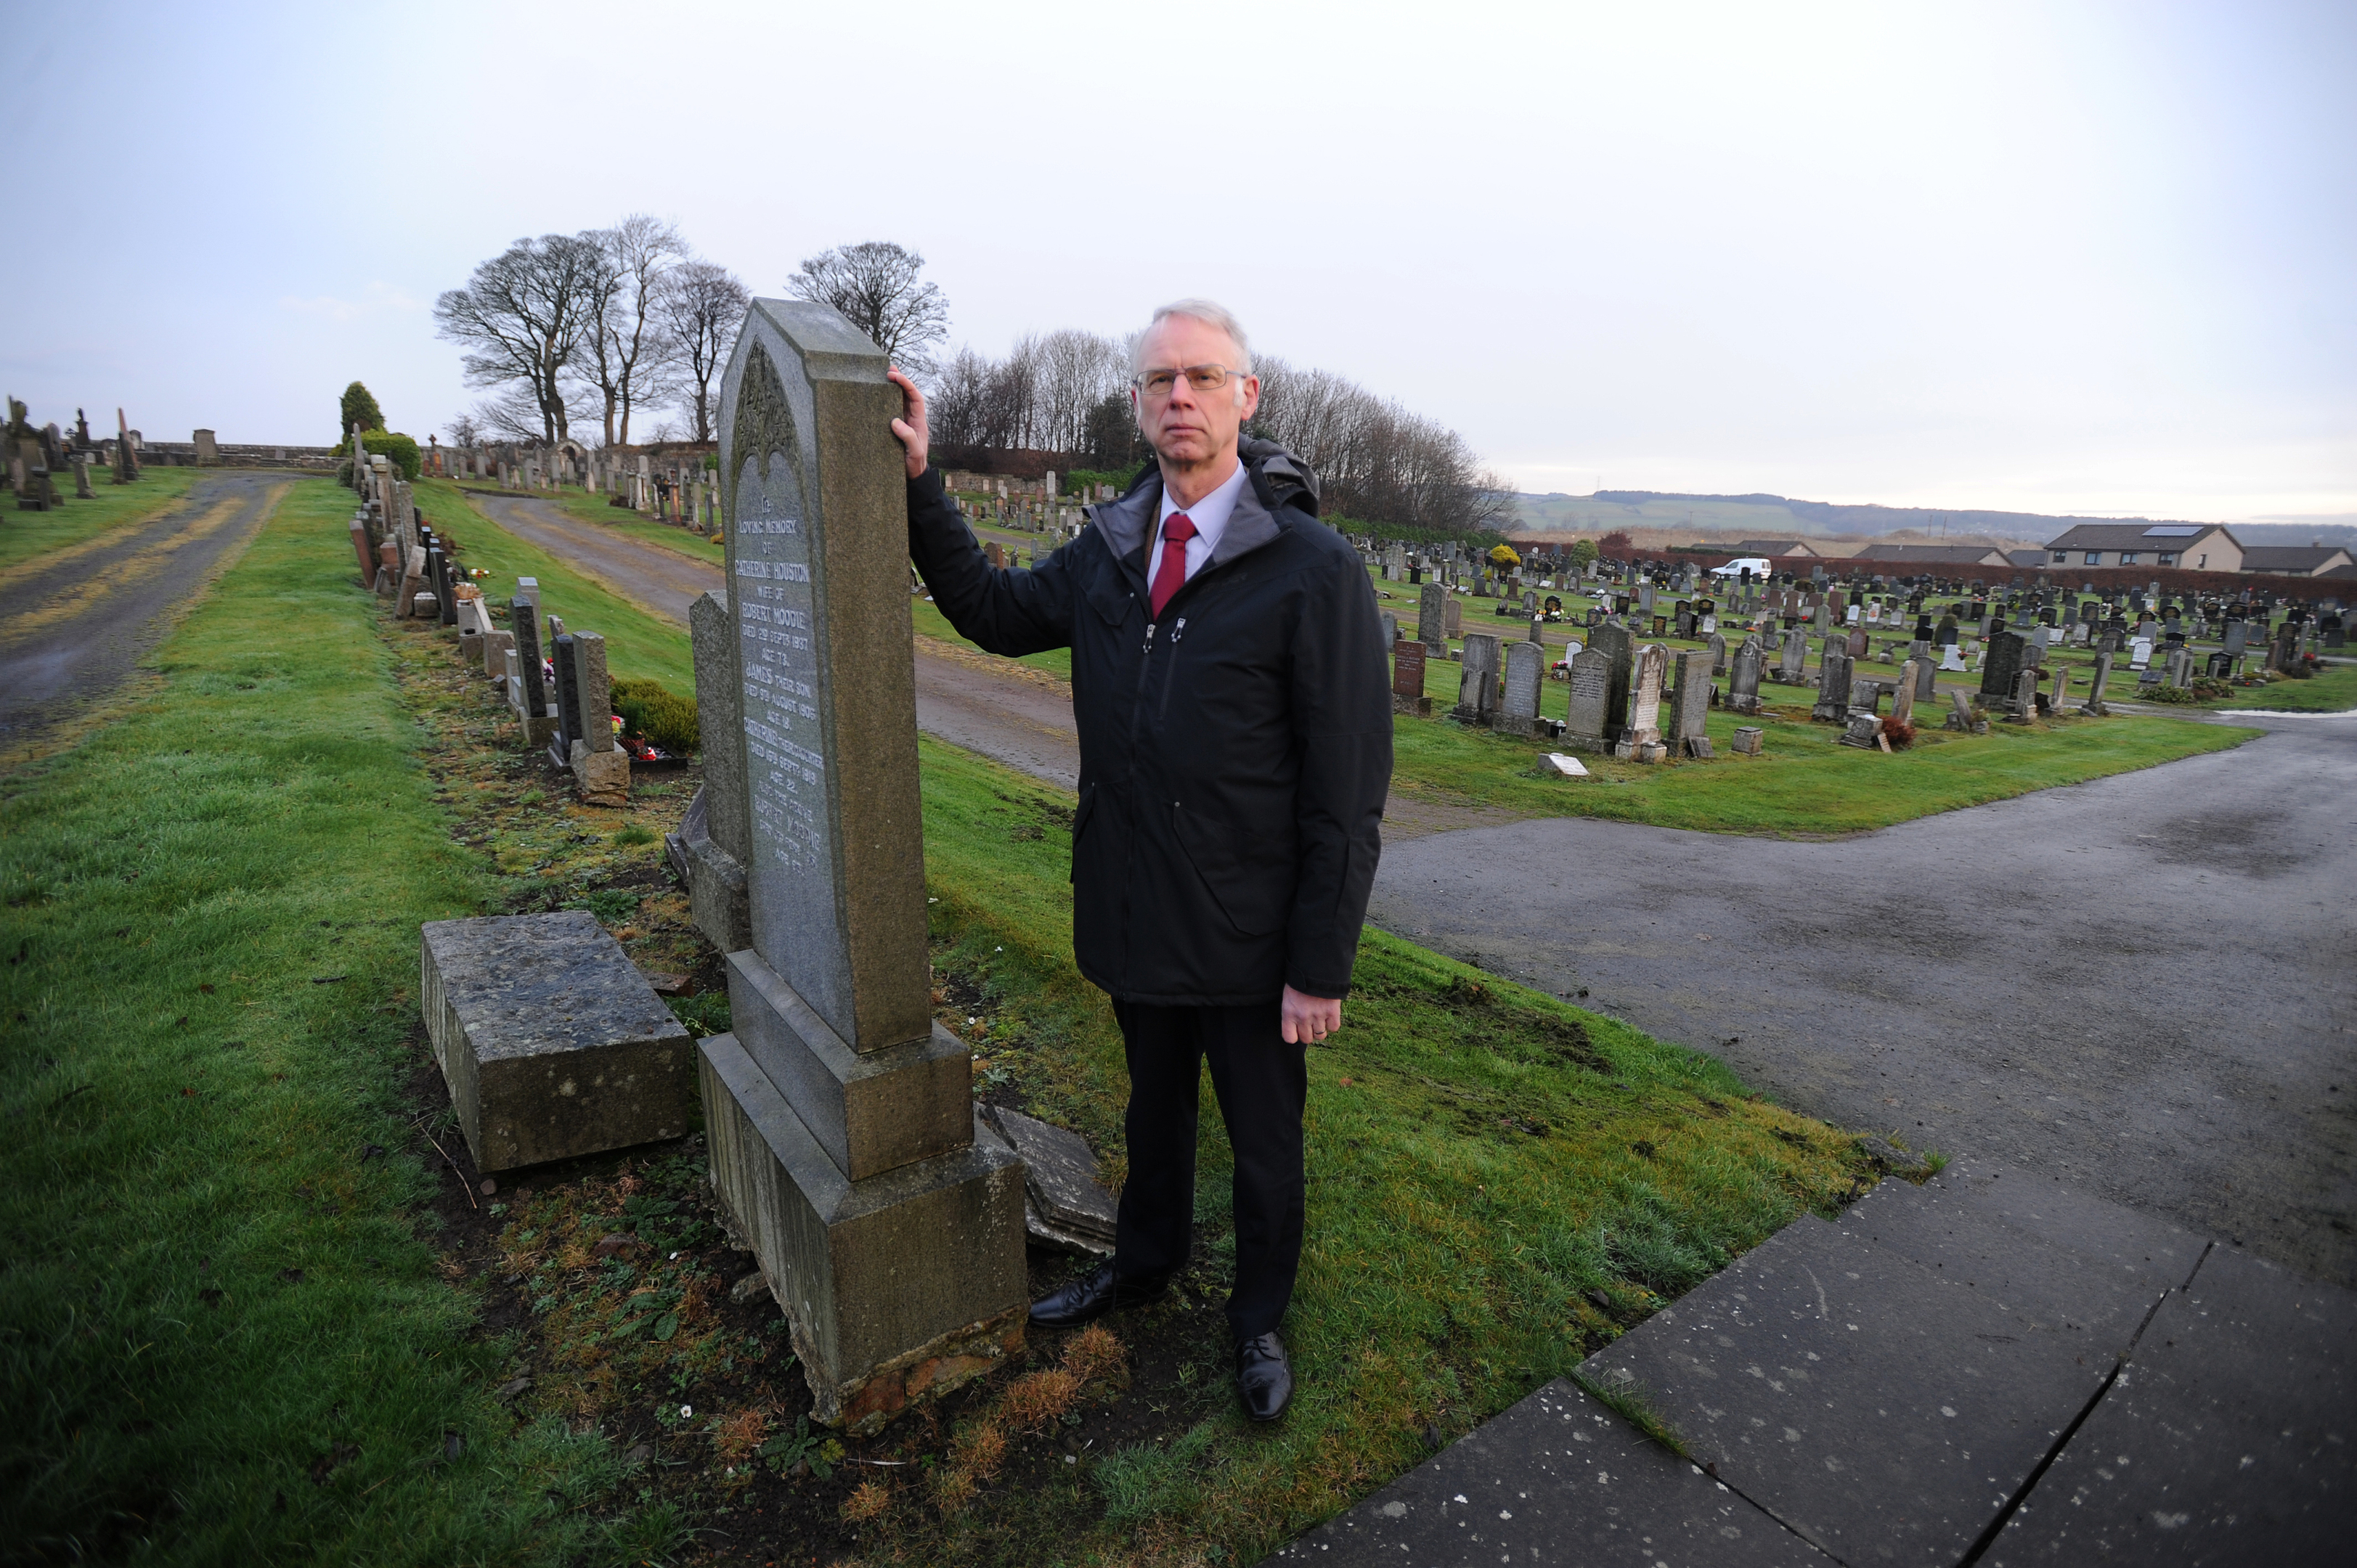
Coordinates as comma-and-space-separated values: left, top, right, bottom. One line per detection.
341, 436, 631, 805
8, 399, 137, 509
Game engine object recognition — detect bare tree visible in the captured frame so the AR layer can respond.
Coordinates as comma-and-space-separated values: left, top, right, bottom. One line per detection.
435, 234, 605, 444
788, 242, 950, 374
1033, 330, 1126, 453
443, 413, 484, 449
471, 385, 562, 444
573, 215, 686, 449
657, 259, 750, 444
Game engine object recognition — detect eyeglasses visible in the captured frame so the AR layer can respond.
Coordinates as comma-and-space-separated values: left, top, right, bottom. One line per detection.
1132, 364, 1244, 399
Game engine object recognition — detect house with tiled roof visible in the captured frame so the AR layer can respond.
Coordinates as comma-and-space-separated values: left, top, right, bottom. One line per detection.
1844, 542, 2014, 568
2239, 544, 2355, 577
2041, 522, 2242, 573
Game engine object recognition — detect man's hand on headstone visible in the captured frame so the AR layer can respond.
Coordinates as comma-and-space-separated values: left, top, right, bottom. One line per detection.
887, 368, 929, 479
1280, 986, 1342, 1045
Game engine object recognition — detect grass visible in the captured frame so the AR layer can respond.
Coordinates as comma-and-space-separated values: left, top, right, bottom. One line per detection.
416, 477, 695, 695
883, 736, 1870, 1563
525, 486, 727, 568
0, 478, 640, 1562
1385, 698, 2252, 834
2197, 661, 2357, 711
0, 466, 202, 573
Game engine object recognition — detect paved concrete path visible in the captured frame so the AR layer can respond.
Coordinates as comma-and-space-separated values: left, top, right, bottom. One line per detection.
1369, 709, 2357, 1289
0, 471, 287, 764
1282, 1159, 2353, 1565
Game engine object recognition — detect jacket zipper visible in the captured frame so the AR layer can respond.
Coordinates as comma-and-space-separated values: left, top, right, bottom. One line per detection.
1157, 617, 1187, 722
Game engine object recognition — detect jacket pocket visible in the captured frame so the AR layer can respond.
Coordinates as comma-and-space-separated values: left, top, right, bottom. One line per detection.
1171, 802, 1292, 937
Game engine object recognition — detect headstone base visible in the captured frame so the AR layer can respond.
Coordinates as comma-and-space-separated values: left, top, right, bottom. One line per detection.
1390, 693, 1431, 717
513, 712, 558, 748
420, 911, 695, 1173
1611, 738, 1666, 764
697, 1032, 1027, 1436
1555, 732, 1608, 755
460, 629, 485, 668
1839, 713, 1883, 748
666, 787, 753, 954
571, 741, 630, 807
1727, 695, 1760, 714
1682, 736, 1714, 759
1490, 714, 1540, 738
1731, 726, 1764, 756
2077, 700, 2109, 719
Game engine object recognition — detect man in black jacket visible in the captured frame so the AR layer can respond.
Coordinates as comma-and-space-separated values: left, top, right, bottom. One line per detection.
890, 300, 1392, 1421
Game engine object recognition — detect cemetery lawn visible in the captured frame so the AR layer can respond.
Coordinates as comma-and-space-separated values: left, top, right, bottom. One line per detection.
2194, 661, 2357, 712
890, 737, 1878, 1566
420, 477, 696, 695
1388, 701, 2252, 835
0, 477, 648, 1564
0, 466, 202, 573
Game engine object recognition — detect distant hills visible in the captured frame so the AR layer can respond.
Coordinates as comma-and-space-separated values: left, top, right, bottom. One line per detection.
1510, 490, 2357, 549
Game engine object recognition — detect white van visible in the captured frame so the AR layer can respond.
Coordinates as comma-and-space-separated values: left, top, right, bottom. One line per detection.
1709, 558, 1772, 579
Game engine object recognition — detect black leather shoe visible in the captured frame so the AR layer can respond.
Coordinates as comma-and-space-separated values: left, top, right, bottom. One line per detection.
1027, 1262, 1170, 1329
1236, 1331, 1293, 1422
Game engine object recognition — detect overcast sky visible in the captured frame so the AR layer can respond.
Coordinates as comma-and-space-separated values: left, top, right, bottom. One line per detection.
7, 1, 2350, 523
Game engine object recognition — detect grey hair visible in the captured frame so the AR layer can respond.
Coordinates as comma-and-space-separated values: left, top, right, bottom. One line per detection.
1133, 298, 1253, 375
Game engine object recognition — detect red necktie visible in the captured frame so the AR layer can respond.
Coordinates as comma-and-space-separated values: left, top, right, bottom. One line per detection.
1150, 513, 1197, 619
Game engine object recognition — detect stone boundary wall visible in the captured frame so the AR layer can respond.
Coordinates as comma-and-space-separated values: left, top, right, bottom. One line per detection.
134, 441, 341, 470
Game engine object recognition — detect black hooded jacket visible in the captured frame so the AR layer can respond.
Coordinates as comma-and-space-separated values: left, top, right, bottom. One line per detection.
905, 441, 1393, 1006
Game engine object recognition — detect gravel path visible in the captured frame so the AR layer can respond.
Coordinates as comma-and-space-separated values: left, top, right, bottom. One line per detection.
1369, 709, 2357, 1286
0, 471, 286, 764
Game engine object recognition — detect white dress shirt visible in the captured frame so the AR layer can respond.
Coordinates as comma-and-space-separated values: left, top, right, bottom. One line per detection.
1152, 459, 1250, 586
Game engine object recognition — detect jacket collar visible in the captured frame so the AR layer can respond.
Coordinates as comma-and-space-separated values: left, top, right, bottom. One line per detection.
1089, 458, 1288, 580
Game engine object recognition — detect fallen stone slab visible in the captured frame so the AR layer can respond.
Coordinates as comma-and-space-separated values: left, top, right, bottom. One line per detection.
420, 910, 694, 1172
1577, 1212, 2106, 1567
1266, 1377, 1829, 1565
979, 1104, 1116, 1254
1989, 1246, 2354, 1565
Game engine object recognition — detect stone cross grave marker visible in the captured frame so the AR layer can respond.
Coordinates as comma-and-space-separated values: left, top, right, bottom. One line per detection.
702, 298, 1024, 1434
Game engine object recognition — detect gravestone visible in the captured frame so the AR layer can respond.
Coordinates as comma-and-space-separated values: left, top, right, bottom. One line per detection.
2165, 648, 2194, 689
1391, 640, 1430, 716
1495, 641, 1545, 735
1417, 582, 1447, 653
1457, 632, 1502, 722
700, 298, 1025, 1434
505, 600, 556, 747
420, 911, 694, 1173
1670, 650, 1711, 757
1979, 629, 2026, 700
1562, 648, 1612, 754
1444, 597, 1462, 640
1707, 631, 1727, 675
1778, 628, 1807, 684
2006, 666, 2039, 723
1613, 645, 1668, 763
1846, 628, 1868, 659
565, 632, 628, 806
1812, 642, 1852, 723
1588, 620, 1635, 741
1890, 662, 1918, 727
1727, 634, 1763, 714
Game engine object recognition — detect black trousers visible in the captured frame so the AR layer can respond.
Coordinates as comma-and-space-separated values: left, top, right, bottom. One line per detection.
1110, 998, 1308, 1341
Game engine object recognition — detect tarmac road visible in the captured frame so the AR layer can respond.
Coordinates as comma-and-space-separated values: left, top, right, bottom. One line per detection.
0, 471, 287, 764
1368, 708, 2357, 1287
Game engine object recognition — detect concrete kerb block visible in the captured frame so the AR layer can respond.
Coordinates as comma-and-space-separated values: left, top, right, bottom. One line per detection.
419, 911, 695, 1173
